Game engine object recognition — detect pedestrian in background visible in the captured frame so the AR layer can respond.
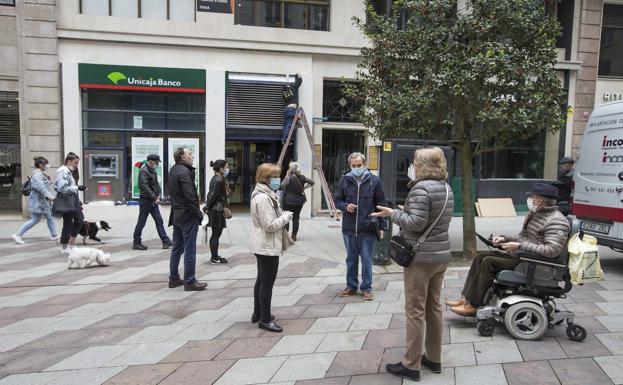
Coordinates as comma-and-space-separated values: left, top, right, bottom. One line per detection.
205, 159, 230, 264
12, 157, 58, 244
250, 163, 293, 333
281, 161, 314, 241
132, 154, 173, 250
372, 147, 454, 382
334, 152, 387, 301
55, 152, 86, 254
168, 147, 206, 291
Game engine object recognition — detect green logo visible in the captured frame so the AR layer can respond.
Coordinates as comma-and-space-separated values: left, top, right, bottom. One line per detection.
107, 72, 127, 85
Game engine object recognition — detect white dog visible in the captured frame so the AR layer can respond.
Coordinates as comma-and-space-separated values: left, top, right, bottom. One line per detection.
67, 247, 111, 269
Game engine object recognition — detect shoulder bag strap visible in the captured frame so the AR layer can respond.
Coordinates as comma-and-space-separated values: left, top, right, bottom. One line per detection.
415, 183, 450, 247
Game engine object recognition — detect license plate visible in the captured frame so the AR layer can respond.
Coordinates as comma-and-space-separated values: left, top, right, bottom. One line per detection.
580, 221, 611, 235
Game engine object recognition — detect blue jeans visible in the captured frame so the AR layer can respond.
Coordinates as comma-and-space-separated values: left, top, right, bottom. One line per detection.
133, 198, 171, 244
169, 220, 198, 284
17, 212, 57, 237
282, 106, 297, 143
343, 233, 376, 292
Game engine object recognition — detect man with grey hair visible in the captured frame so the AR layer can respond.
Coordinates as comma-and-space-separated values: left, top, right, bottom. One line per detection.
334, 152, 387, 301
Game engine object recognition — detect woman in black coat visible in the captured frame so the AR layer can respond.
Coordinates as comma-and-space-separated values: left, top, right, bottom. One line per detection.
281, 162, 314, 241
205, 159, 229, 264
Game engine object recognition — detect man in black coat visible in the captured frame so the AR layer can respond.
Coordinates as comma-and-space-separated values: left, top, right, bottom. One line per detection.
132, 154, 173, 250
168, 147, 207, 291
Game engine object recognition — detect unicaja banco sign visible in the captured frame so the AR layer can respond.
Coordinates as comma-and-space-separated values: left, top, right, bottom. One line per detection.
79, 64, 205, 93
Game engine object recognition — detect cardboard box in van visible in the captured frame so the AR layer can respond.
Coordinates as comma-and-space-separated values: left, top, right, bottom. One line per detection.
573, 100, 623, 250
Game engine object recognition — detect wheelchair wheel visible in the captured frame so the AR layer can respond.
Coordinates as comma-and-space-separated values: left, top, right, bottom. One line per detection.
477, 319, 495, 337
566, 324, 587, 342
503, 302, 548, 341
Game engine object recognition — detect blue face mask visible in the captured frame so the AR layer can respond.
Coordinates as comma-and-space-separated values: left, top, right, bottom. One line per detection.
269, 177, 281, 191
351, 167, 365, 177
223, 168, 230, 177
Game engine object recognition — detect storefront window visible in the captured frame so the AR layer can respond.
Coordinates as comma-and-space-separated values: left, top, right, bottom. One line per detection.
235, 0, 330, 31
599, 4, 623, 78
322, 80, 363, 123
0, 91, 21, 214
84, 131, 124, 148
480, 133, 546, 179
111, 0, 139, 18
80, 0, 194, 21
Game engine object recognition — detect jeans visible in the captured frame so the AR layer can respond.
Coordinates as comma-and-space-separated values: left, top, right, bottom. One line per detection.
343, 233, 376, 292
284, 204, 303, 235
169, 220, 199, 284
61, 210, 83, 245
210, 225, 224, 259
16, 212, 57, 237
253, 254, 280, 323
133, 198, 171, 244
282, 106, 297, 144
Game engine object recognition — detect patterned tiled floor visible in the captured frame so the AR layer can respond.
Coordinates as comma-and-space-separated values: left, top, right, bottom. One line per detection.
1, 217, 623, 384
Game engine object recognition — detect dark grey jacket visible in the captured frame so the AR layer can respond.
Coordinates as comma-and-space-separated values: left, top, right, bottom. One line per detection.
504, 206, 570, 258
391, 179, 454, 264
168, 163, 202, 227
138, 164, 160, 200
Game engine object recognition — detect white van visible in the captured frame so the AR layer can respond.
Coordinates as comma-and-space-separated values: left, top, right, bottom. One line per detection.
573, 100, 623, 250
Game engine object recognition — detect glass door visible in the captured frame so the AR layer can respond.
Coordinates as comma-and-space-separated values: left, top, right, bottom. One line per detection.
225, 140, 279, 205
225, 141, 244, 204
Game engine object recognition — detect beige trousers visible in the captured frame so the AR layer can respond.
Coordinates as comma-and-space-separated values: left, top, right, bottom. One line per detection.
402, 261, 448, 370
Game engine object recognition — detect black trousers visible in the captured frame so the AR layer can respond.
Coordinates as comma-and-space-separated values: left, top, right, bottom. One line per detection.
462, 253, 520, 306
61, 210, 83, 245
253, 254, 280, 323
284, 204, 303, 235
210, 226, 224, 259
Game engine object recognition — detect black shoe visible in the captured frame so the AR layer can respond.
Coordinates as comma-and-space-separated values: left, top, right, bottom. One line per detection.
162, 241, 173, 249
210, 257, 228, 264
386, 362, 420, 382
258, 320, 282, 333
251, 314, 275, 323
133, 243, 148, 250
184, 281, 207, 291
421, 355, 442, 374
168, 278, 184, 288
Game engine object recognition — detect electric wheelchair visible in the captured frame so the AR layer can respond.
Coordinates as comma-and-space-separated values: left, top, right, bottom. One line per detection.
474, 226, 587, 342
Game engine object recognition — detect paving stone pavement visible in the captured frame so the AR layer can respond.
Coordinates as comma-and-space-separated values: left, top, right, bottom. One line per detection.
1, 215, 623, 385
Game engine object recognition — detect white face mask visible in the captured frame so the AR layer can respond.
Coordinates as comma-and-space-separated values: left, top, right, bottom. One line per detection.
527, 197, 537, 213
408, 165, 416, 181
43, 165, 49, 171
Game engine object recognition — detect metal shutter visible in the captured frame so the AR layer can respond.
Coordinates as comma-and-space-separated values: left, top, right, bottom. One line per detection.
0, 92, 19, 144
226, 81, 285, 129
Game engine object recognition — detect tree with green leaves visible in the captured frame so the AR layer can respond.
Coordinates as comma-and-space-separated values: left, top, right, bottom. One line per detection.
350, 0, 566, 258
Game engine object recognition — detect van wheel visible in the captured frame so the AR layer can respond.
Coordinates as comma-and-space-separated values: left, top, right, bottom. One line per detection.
504, 302, 548, 341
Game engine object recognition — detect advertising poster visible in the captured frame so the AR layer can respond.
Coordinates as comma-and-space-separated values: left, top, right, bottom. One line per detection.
131, 137, 164, 199
168, 138, 200, 195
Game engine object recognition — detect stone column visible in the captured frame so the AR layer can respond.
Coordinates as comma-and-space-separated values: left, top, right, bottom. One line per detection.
572, 0, 603, 157
16, 0, 61, 216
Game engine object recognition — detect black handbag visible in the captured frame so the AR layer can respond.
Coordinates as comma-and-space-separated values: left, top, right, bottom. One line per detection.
52, 192, 79, 218
389, 183, 450, 267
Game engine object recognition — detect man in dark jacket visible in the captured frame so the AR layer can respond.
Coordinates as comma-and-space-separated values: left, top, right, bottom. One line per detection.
168, 147, 206, 291
334, 152, 387, 301
132, 154, 172, 250
552, 157, 575, 215
448, 183, 570, 316
282, 73, 302, 145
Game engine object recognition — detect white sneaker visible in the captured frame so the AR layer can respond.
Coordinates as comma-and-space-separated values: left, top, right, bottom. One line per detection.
51, 235, 60, 241
12, 234, 25, 244
62, 246, 74, 255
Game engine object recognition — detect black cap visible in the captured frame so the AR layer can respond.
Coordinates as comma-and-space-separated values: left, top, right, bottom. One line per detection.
526, 183, 559, 199
558, 157, 575, 165
147, 154, 161, 162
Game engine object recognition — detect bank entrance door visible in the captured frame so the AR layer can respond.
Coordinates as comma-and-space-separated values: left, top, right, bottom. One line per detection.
225, 140, 280, 205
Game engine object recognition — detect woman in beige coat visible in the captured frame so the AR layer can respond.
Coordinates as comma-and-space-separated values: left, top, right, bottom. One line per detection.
250, 163, 293, 333
372, 147, 454, 382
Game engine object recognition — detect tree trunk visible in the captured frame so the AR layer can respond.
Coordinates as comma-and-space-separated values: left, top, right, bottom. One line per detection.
457, 112, 478, 259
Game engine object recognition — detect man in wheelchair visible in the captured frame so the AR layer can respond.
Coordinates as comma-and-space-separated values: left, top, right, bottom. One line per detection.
447, 183, 570, 317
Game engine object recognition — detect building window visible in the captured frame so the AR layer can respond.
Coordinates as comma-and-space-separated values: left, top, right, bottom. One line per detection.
235, 0, 330, 31
480, 133, 546, 179
322, 80, 362, 123
599, 4, 623, 78
80, 0, 195, 21
0, 0, 16, 6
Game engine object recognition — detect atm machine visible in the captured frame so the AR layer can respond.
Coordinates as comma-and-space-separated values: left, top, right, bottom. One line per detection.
84, 149, 125, 203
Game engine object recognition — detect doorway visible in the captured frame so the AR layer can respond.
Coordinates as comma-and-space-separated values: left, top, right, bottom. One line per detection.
225, 140, 281, 205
